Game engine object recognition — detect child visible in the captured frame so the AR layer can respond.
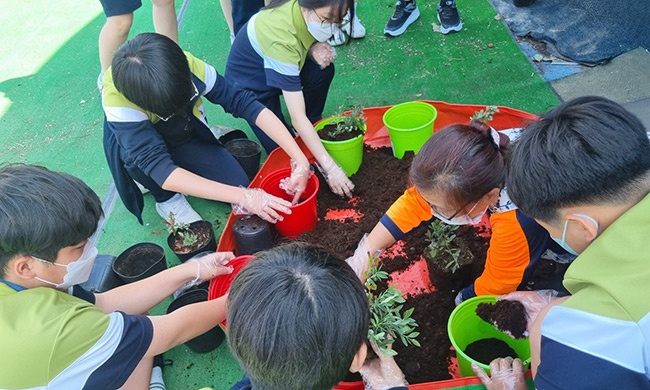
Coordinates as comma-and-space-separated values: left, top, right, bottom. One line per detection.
0, 164, 233, 389
226, 242, 409, 390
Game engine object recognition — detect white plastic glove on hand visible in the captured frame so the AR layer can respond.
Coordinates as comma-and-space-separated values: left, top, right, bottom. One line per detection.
181, 251, 235, 291
308, 42, 337, 69
359, 341, 408, 390
346, 234, 382, 282
318, 154, 354, 198
497, 289, 559, 334
279, 159, 311, 204
232, 187, 292, 223
472, 357, 528, 390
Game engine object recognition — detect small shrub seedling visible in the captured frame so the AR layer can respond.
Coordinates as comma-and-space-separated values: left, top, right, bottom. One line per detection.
162, 212, 199, 248
470, 105, 500, 123
327, 105, 366, 139
425, 219, 462, 273
364, 255, 420, 356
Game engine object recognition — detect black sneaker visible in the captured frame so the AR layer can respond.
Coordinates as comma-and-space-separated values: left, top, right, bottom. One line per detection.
384, 0, 420, 37
437, 0, 462, 34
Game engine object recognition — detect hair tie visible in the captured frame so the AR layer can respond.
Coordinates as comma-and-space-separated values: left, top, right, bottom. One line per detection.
490, 127, 500, 149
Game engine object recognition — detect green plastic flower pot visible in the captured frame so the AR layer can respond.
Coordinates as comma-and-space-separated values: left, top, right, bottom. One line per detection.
315, 117, 365, 177
447, 295, 531, 377
383, 101, 437, 159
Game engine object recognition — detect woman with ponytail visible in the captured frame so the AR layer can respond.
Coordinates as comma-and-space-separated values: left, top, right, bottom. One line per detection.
347, 121, 574, 304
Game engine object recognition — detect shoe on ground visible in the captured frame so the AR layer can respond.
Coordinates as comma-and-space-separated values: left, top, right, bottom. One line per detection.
155, 193, 202, 225
384, 0, 420, 37
341, 11, 366, 38
437, 0, 462, 34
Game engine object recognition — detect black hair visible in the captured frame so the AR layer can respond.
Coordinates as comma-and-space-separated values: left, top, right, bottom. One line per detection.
506, 96, 650, 223
410, 120, 510, 210
227, 242, 369, 390
0, 164, 103, 275
111, 33, 193, 118
265, 0, 355, 41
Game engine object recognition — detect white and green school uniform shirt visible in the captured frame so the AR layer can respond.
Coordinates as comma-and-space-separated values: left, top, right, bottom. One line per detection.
0, 283, 153, 389
225, 0, 317, 100
536, 193, 650, 389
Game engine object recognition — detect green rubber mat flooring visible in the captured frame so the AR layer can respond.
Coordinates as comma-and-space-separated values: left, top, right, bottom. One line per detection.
0, 0, 558, 388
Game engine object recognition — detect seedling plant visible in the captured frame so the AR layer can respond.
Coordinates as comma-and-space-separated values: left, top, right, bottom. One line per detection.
364, 255, 420, 356
327, 105, 366, 139
425, 219, 462, 273
163, 212, 199, 248
470, 105, 500, 123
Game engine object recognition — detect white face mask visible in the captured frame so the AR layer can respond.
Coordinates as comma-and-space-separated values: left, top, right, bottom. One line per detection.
307, 10, 334, 42
433, 201, 487, 226
34, 243, 98, 289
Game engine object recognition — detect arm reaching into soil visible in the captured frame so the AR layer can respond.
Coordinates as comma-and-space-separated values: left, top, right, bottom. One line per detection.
472, 357, 528, 390
346, 225, 396, 282
94, 252, 234, 314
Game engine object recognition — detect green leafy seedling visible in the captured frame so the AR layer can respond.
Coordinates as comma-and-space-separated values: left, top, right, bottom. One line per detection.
328, 105, 366, 139
425, 219, 462, 273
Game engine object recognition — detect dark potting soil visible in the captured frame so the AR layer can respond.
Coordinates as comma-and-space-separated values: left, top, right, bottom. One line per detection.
476, 299, 528, 339
318, 123, 365, 142
171, 225, 213, 254
297, 146, 491, 384
116, 247, 163, 276
463, 338, 519, 366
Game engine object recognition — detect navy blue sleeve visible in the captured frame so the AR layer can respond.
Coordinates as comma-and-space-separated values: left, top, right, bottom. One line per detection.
71, 285, 96, 304
203, 71, 266, 125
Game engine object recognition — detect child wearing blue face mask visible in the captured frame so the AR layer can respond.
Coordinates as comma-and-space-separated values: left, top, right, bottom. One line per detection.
225, 0, 356, 199
0, 164, 235, 390
474, 96, 650, 389
347, 120, 575, 304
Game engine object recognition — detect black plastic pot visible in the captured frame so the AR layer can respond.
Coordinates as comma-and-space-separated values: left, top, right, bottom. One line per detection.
167, 220, 218, 263
112, 243, 167, 284
233, 215, 274, 256
80, 255, 125, 293
166, 288, 226, 353
513, 0, 535, 6
225, 138, 262, 180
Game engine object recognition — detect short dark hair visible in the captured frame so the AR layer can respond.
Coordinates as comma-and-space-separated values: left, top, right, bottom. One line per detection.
227, 242, 369, 390
410, 120, 510, 210
111, 33, 193, 118
506, 96, 650, 223
0, 164, 103, 275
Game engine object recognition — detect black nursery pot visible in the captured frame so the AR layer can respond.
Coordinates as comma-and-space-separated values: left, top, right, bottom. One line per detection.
80, 255, 125, 293
166, 288, 226, 353
112, 243, 167, 284
167, 220, 218, 263
225, 138, 262, 181
233, 215, 274, 256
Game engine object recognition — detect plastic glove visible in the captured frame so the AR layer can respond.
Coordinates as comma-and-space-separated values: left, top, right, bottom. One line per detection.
317, 154, 354, 198
346, 234, 383, 282
232, 187, 292, 223
279, 159, 312, 204
359, 341, 408, 390
181, 251, 235, 291
308, 42, 337, 69
471, 357, 528, 390
497, 289, 559, 335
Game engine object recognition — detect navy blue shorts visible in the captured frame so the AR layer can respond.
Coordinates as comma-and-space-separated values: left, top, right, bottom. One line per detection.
99, 0, 143, 17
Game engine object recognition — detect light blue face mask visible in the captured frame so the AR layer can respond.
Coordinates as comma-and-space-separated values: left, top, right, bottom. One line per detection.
551, 213, 599, 256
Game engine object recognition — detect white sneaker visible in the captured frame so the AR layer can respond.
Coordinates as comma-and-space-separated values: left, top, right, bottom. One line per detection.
342, 13, 366, 38
155, 193, 202, 224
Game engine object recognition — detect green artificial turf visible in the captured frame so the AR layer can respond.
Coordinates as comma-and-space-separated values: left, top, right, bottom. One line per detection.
0, 0, 558, 388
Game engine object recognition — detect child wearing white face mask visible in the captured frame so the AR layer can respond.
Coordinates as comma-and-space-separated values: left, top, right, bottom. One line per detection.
346, 120, 575, 304
0, 164, 234, 390
225, 0, 356, 199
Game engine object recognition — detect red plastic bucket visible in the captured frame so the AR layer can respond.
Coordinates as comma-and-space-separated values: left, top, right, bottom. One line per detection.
257, 167, 319, 238
207, 255, 254, 328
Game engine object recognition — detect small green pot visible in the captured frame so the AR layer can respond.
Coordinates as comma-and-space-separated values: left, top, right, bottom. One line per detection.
383, 101, 437, 159
315, 117, 365, 177
447, 295, 531, 377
